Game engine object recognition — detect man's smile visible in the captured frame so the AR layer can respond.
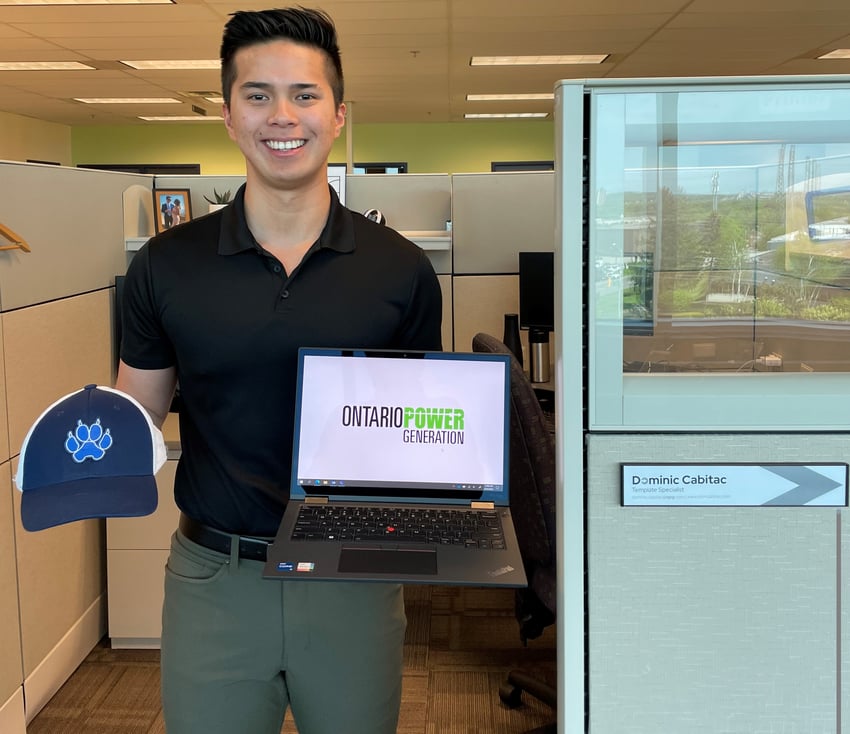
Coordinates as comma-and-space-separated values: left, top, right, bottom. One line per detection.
265, 139, 306, 151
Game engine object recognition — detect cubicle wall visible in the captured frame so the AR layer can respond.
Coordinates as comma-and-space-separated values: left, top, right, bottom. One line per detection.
556, 77, 850, 734
587, 434, 844, 733
0, 161, 137, 729
344, 171, 556, 355
0, 299, 23, 732
452, 172, 556, 355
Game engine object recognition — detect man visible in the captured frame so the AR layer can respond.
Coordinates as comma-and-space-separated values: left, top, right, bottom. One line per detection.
160, 195, 173, 229
116, 8, 442, 734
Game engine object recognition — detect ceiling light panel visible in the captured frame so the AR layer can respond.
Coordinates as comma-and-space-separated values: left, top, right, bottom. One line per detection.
121, 60, 220, 70
138, 115, 223, 121
1, 0, 170, 4
75, 97, 180, 103
465, 112, 549, 119
0, 61, 95, 70
470, 54, 608, 66
818, 49, 850, 60
466, 93, 555, 101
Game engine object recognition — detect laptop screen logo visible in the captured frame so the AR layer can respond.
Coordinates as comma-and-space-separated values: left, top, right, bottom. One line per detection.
341, 404, 466, 445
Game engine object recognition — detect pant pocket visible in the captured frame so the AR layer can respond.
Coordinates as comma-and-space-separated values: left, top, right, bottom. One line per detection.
165, 530, 229, 585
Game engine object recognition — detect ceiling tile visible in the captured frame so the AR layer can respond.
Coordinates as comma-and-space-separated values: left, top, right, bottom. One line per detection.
1, 0, 850, 125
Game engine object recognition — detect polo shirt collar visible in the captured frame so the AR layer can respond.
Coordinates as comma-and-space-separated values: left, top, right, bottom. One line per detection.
218, 183, 356, 257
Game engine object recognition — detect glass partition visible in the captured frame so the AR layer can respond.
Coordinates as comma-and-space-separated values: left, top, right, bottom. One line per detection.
578, 79, 850, 429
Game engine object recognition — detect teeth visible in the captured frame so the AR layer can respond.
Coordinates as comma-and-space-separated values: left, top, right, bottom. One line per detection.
266, 139, 305, 150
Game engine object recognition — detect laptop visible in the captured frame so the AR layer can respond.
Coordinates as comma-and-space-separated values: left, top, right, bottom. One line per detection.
262, 347, 527, 587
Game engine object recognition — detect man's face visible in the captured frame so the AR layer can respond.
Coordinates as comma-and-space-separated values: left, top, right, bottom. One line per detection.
223, 39, 345, 193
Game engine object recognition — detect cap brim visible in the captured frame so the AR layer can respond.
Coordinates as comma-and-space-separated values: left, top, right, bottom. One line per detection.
21, 475, 158, 532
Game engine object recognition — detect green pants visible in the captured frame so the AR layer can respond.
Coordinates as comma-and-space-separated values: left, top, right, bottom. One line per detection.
161, 529, 407, 734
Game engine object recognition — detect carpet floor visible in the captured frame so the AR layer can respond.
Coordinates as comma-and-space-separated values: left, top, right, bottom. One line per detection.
29, 585, 556, 733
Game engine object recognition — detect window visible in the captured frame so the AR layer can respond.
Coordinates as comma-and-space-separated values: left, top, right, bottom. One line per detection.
491, 161, 554, 172
569, 79, 850, 429
352, 162, 407, 174
78, 163, 201, 175
592, 86, 850, 377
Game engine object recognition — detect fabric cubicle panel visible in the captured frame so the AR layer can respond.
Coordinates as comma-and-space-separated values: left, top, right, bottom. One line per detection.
0, 463, 23, 715
586, 433, 844, 734
0, 160, 132, 722
5, 292, 112, 707
451, 172, 555, 275
452, 275, 518, 356
0, 162, 136, 311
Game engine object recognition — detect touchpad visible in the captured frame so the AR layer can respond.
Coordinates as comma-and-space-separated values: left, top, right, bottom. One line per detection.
338, 547, 437, 575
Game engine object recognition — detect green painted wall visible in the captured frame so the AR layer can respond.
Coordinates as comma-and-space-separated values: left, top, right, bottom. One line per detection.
71, 123, 241, 174
70, 120, 554, 174
0, 111, 72, 166
340, 121, 555, 174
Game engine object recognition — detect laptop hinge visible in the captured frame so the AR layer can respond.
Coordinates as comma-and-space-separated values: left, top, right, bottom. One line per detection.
471, 501, 495, 510
305, 496, 329, 505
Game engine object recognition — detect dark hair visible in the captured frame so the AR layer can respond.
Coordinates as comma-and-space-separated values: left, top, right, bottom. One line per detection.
220, 7, 344, 108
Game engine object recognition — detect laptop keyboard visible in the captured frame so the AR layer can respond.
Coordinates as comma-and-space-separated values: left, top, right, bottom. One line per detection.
291, 505, 506, 549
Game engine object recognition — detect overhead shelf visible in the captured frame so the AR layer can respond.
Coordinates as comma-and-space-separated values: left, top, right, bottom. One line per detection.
125, 237, 149, 252
401, 230, 452, 251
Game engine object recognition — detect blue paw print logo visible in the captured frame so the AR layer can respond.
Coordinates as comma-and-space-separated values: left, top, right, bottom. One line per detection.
65, 419, 113, 463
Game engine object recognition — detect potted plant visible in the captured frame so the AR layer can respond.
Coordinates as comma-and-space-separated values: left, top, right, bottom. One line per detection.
204, 188, 233, 212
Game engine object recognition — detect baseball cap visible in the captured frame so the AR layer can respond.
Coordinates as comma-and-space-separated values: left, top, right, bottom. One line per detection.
15, 384, 167, 532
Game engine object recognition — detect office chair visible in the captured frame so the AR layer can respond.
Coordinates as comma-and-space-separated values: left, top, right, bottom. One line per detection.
472, 333, 557, 734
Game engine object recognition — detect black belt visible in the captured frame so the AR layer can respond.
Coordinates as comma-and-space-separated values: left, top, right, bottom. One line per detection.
178, 514, 272, 562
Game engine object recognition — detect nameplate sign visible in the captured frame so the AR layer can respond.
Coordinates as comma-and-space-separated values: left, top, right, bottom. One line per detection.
621, 463, 848, 507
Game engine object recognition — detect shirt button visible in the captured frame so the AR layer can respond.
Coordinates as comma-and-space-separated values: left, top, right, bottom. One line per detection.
281, 290, 290, 299
273, 264, 281, 273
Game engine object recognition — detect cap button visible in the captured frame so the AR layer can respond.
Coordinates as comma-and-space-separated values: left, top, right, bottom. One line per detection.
84, 384, 97, 390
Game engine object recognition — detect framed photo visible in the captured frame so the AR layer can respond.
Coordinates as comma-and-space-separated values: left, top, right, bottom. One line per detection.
154, 188, 192, 234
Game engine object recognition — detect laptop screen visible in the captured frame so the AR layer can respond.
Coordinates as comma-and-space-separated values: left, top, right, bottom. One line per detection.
290, 348, 511, 505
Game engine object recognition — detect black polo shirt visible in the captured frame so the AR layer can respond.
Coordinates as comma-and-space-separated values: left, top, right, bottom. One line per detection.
122, 184, 443, 536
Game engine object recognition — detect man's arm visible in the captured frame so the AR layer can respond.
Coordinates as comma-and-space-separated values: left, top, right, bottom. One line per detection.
116, 360, 177, 429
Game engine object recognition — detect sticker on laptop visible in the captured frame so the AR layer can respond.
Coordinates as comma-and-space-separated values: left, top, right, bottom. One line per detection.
296, 562, 315, 573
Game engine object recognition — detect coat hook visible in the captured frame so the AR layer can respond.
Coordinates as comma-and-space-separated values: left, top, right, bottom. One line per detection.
0, 222, 31, 252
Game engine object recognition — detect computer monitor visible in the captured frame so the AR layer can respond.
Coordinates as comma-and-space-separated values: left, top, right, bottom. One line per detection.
518, 251, 554, 333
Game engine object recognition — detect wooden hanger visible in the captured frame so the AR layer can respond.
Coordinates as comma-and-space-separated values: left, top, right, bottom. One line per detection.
0, 222, 31, 252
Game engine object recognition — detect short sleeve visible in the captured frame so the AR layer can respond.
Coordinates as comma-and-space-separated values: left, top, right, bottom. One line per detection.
120, 242, 177, 370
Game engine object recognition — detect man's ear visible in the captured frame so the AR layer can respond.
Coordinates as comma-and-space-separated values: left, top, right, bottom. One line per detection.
222, 103, 236, 141
335, 102, 346, 139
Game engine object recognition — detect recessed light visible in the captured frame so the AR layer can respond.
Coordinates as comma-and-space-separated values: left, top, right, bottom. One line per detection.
818, 49, 850, 60
0, 61, 95, 70
466, 93, 555, 101
121, 60, 220, 70
465, 112, 549, 119
75, 97, 180, 104
138, 115, 223, 121
204, 96, 224, 104
470, 55, 608, 66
